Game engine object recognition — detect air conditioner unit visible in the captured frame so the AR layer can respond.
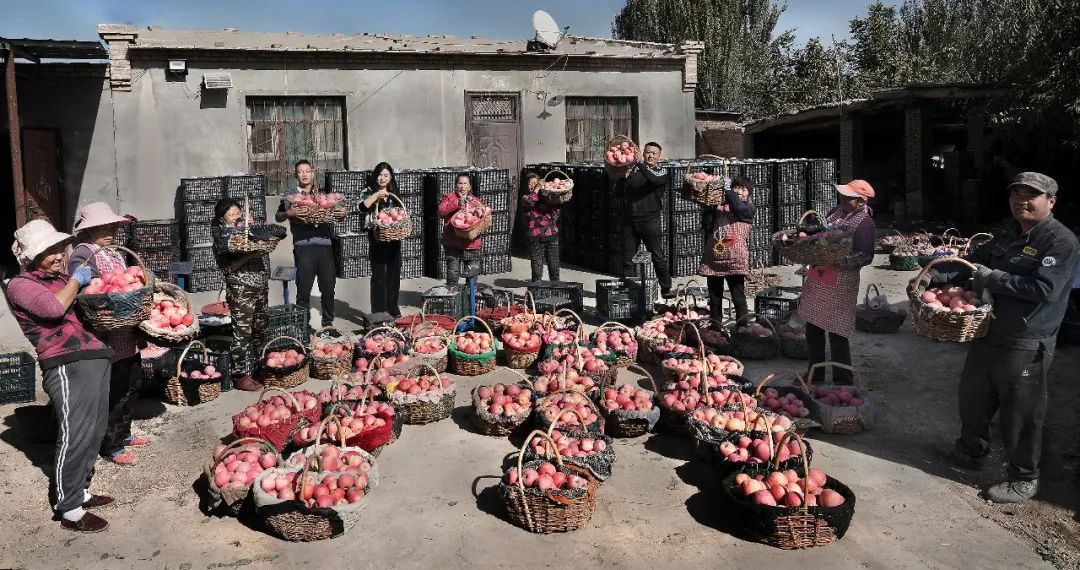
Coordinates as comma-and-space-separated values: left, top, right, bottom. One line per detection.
202, 72, 233, 90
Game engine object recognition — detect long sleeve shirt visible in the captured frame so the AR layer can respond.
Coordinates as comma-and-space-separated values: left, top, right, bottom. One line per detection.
622, 164, 670, 219
520, 191, 560, 241
438, 192, 485, 251
6, 270, 110, 370
276, 186, 334, 247
212, 224, 270, 287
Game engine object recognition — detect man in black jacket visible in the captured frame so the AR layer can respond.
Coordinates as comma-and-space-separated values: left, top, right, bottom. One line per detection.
935, 172, 1080, 503
621, 141, 674, 298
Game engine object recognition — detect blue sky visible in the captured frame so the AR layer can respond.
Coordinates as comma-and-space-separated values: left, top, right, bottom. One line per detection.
3, 0, 900, 47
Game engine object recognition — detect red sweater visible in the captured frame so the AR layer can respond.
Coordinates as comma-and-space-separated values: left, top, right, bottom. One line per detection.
6, 270, 110, 370
438, 192, 485, 251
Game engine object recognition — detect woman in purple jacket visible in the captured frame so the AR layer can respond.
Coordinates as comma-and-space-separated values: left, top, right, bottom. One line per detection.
8, 219, 114, 533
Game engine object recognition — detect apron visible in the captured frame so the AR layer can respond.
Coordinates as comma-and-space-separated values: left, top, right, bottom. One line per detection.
698, 211, 751, 277
797, 206, 870, 338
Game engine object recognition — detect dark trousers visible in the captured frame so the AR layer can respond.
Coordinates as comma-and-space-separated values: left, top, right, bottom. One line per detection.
528, 238, 560, 282
226, 280, 268, 378
295, 244, 336, 327
369, 235, 402, 316
43, 358, 111, 514
100, 355, 141, 456
957, 340, 1051, 481
706, 275, 748, 323
805, 322, 853, 384
621, 216, 671, 291
445, 247, 481, 289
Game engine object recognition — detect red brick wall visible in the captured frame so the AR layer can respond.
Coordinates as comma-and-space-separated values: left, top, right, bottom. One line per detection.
695, 120, 744, 157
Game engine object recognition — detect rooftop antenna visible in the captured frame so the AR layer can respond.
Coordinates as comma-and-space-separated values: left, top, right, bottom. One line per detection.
529, 10, 566, 51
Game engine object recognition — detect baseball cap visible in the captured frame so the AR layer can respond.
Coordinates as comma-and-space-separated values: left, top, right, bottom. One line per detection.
1006, 171, 1058, 197
836, 179, 875, 199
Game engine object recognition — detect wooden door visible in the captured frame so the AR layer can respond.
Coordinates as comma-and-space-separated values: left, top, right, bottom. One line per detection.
466, 93, 522, 234
21, 129, 64, 228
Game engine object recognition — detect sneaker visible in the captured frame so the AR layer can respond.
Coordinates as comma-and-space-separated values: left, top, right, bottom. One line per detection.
83, 495, 115, 509
60, 512, 109, 533
106, 450, 136, 466
233, 374, 263, 392
985, 479, 1039, 503
124, 436, 151, 448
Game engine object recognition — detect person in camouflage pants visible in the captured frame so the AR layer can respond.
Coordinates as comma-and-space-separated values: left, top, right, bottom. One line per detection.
213, 199, 270, 391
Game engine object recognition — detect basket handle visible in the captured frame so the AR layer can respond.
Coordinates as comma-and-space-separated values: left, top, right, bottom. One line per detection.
155, 281, 191, 307
733, 312, 776, 336
211, 437, 277, 470
908, 255, 977, 297
362, 326, 408, 345
594, 321, 633, 337
253, 386, 304, 413
312, 326, 355, 351
806, 361, 863, 391
406, 362, 444, 383
686, 155, 723, 172
611, 364, 659, 395
546, 407, 590, 435
773, 430, 812, 513
962, 232, 993, 254
942, 227, 961, 238
454, 314, 494, 338
77, 244, 153, 285
313, 414, 347, 452
372, 191, 407, 215
552, 308, 582, 329
798, 210, 822, 226
175, 340, 209, 377
514, 429, 564, 528
523, 290, 536, 316
260, 335, 308, 359
543, 169, 570, 183
363, 355, 385, 385
863, 284, 881, 305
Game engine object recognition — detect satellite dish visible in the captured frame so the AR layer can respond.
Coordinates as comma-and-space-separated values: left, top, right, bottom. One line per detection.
532, 10, 563, 48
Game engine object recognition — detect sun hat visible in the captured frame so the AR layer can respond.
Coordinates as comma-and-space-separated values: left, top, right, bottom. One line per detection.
836, 179, 876, 200
72, 202, 130, 233
11, 219, 76, 268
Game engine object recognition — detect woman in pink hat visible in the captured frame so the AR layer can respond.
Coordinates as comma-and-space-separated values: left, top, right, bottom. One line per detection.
8, 219, 114, 532
797, 180, 878, 385
67, 202, 150, 466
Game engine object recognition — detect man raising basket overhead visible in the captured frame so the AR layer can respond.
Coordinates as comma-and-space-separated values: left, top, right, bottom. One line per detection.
933, 172, 1080, 503
621, 142, 674, 299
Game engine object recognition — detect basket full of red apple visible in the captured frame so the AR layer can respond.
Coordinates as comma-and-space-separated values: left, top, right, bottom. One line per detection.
74, 246, 155, 330
385, 364, 456, 425
604, 135, 638, 177
139, 282, 198, 345
472, 374, 535, 436
907, 257, 993, 342
450, 199, 492, 241
372, 193, 412, 242
164, 340, 225, 406
590, 322, 638, 366
773, 210, 855, 267
232, 387, 322, 451
682, 155, 727, 207
286, 191, 345, 225
204, 437, 282, 516
501, 322, 543, 369
597, 364, 661, 438
309, 327, 354, 381
801, 361, 873, 435
449, 316, 500, 376
408, 322, 450, 372
540, 170, 574, 205
731, 313, 780, 360
258, 336, 310, 390
525, 415, 615, 481
357, 327, 407, 360
500, 430, 598, 534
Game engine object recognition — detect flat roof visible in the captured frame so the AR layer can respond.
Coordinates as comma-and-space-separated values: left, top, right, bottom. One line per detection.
1, 38, 107, 62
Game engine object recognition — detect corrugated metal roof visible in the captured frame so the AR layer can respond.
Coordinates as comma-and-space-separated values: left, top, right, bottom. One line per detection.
0, 37, 107, 61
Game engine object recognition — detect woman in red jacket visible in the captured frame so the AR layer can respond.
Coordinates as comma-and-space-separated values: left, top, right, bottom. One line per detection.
437, 173, 488, 288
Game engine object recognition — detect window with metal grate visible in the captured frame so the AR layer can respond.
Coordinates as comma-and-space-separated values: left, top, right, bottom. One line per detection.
246, 97, 346, 195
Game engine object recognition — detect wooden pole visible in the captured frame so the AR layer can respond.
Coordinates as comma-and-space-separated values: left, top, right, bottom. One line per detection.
4, 47, 26, 227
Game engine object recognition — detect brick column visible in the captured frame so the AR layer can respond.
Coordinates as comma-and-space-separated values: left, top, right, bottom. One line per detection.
838, 116, 863, 182
676, 41, 705, 93
98, 24, 138, 91
904, 107, 930, 219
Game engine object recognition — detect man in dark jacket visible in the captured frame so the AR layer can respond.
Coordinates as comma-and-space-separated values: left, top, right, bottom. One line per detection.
621, 141, 674, 298
935, 172, 1080, 503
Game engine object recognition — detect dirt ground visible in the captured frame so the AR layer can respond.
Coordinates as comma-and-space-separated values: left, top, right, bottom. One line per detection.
0, 254, 1077, 569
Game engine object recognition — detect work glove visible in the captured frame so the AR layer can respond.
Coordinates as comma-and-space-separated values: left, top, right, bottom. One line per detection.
71, 266, 93, 287
971, 263, 993, 293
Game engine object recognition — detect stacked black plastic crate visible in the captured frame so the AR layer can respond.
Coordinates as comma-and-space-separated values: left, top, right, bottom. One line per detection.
477, 167, 512, 275
177, 177, 224, 292
773, 160, 809, 266
739, 160, 777, 268
127, 219, 180, 281
668, 160, 706, 278
807, 159, 838, 216
395, 169, 427, 279
424, 168, 460, 279
325, 170, 371, 279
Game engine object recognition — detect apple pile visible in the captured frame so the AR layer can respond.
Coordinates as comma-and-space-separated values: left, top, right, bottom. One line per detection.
543, 178, 572, 192
542, 329, 577, 347
691, 407, 793, 433
664, 373, 742, 394
778, 325, 806, 343
542, 345, 610, 375
375, 207, 408, 227
354, 354, 409, 373
387, 371, 453, 398
312, 340, 351, 359
687, 171, 721, 184
144, 296, 194, 332
315, 383, 381, 406
637, 318, 671, 343
758, 387, 811, 418
178, 363, 222, 382
814, 386, 865, 407
454, 331, 495, 356
605, 140, 637, 167
411, 335, 448, 356
286, 192, 344, 209
531, 366, 596, 395
264, 348, 305, 369
501, 329, 542, 353
286, 445, 374, 476
294, 402, 395, 446
660, 385, 753, 413
601, 383, 654, 412
530, 429, 607, 458
592, 329, 636, 354
210, 443, 278, 490
234, 391, 319, 430
661, 308, 704, 322
732, 468, 845, 508
718, 431, 806, 466
82, 266, 148, 295
540, 392, 599, 427
450, 205, 490, 230
735, 324, 774, 338
360, 334, 403, 357
919, 285, 983, 313
476, 383, 533, 418
700, 326, 731, 349
505, 462, 589, 491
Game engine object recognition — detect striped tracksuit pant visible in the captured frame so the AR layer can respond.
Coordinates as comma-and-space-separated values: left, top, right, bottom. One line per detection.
42, 358, 111, 514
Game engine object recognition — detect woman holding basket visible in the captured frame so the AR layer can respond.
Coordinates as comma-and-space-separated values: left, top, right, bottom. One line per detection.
520, 171, 561, 282
67, 202, 149, 466
212, 198, 269, 392
8, 219, 114, 532
359, 162, 403, 317
438, 173, 489, 289
698, 176, 756, 323
796, 180, 877, 385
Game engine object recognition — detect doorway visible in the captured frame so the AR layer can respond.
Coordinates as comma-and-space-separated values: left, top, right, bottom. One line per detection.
465, 92, 522, 239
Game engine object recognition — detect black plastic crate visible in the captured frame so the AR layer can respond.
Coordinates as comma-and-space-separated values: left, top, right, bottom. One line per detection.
267, 304, 311, 344
526, 281, 583, 312
481, 232, 511, 254
187, 269, 224, 293
672, 211, 705, 234
402, 256, 423, 279
749, 247, 775, 268
225, 175, 267, 198
402, 236, 424, 259
401, 194, 424, 216
777, 205, 806, 230
596, 279, 634, 320
112, 224, 130, 249
479, 190, 509, 213
334, 212, 364, 236
625, 277, 659, 317
184, 223, 213, 247
755, 286, 802, 326
672, 254, 700, 278
809, 199, 836, 217
185, 245, 217, 271
130, 220, 179, 248
336, 256, 371, 279
335, 234, 367, 259
135, 247, 181, 278
532, 295, 573, 314
182, 200, 217, 224
754, 205, 775, 232
742, 162, 773, 190
180, 177, 225, 202
809, 159, 837, 182
476, 169, 510, 192
671, 231, 705, 258
747, 227, 773, 251
482, 211, 511, 235
324, 171, 368, 194
481, 254, 512, 275
423, 286, 464, 319
396, 170, 428, 196
236, 196, 268, 223
807, 181, 835, 202
0, 352, 36, 404
776, 182, 806, 206
775, 160, 808, 185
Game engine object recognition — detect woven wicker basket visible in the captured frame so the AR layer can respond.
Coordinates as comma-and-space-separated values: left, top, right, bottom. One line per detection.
598, 364, 660, 438
310, 326, 354, 381
540, 170, 574, 205
801, 361, 873, 434
373, 192, 413, 242
682, 155, 726, 206
590, 321, 638, 367
659, 321, 709, 382
232, 387, 322, 452
203, 437, 281, 516
451, 198, 492, 240
449, 316, 499, 376
164, 341, 222, 406
357, 326, 408, 361
907, 257, 994, 342
877, 230, 906, 254
292, 204, 338, 225
732, 313, 781, 360
392, 363, 456, 425
603, 134, 638, 178
471, 369, 534, 436
74, 245, 155, 330
259, 335, 310, 389
774, 211, 853, 267
500, 430, 598, 534
745, 263, 782, 298
408, 324, 450, 373
138, 281, 199, 346
855, 284, 906, 334
958, 232, 993, 257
